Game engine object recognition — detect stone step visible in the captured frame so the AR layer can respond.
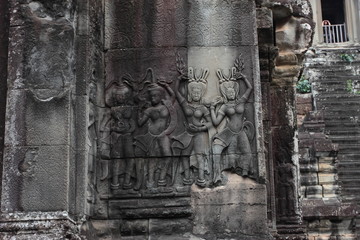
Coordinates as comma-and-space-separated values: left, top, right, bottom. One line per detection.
337, 145, 360, 154
306, 64, 360, 71
314, 75, 360, 80
314, 88, 351, 94
320, 109, 360, 115
341, 187, 360, 194
308, 64, 360, 69
315, 93, 360, 98
310, 73, 359, 79
315, 98, 360, 105
329, 135, 360, 142
327, 129, 360, 136
323, 115, 360, 121
307, 48, 360, 57
310, 71, 357, 77
338, 179, 360, 186
338, 153, 360, 159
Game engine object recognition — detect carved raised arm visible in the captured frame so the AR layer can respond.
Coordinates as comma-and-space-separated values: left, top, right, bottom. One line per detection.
210, 97, 225, 126
138, 110, 149, 127
241, 75, 253, 101
158, 81, 176, 104
174, 76, 186, 104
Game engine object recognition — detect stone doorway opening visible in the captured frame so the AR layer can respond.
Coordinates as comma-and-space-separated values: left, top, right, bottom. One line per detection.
321, 0, 348, 43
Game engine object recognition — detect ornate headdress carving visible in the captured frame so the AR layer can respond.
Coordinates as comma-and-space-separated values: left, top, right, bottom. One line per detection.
188, 67, 209, 84
187, 68, 209, 103
105, 73, 135, 107
217, 67, 239, 102
142, 68, 167, 95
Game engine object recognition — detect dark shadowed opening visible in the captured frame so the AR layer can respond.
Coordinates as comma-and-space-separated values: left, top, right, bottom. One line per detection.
321, 0, 345, 24
321, 0, 348, 43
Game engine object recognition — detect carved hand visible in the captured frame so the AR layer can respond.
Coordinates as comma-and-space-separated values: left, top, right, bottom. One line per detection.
188, 123, 206, 133
211, 96, 223, 107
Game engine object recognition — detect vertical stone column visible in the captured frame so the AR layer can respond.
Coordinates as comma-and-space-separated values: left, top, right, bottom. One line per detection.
309, 0, 323, 45
187, 1, 269, 239
0, 0, 9, 194
257, 1, 278, 230
344, 0, 360, 44
0, 0, 83, 238
269, 0, 314, 236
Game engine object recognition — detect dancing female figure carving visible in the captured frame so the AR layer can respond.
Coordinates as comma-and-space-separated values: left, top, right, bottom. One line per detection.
172, 67, 212, 187
135, 69, 177, 188
210, 67, 253, 184
106, 75, 142, 190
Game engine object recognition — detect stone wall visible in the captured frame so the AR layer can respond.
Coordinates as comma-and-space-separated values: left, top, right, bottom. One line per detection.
0, 0, 335, 239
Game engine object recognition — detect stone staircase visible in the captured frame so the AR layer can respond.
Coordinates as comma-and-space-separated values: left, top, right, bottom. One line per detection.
303, 47, 360, 204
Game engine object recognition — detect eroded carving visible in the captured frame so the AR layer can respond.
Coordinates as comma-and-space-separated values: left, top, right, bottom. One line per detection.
105, 75, 142, 191
87, 82, 98, 208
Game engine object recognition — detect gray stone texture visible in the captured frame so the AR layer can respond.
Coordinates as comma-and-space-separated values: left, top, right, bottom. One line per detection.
191, 173, 270, 239
2, 0, 76, 215
0, 0, 332, 239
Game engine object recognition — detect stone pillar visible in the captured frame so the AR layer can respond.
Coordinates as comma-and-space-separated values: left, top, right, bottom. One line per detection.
187, 1, 268, 239
0, 0, 104, 238
2, 0, 76, 213
0, 0, 9, 194
268, 0, 315, 236
309, 0, 323, 45
344, 0, 360, 44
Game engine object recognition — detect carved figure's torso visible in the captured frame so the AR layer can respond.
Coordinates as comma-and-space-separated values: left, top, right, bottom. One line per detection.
183, 103, 209, 127
220, 101, 245, 132
145, 104, 170, 135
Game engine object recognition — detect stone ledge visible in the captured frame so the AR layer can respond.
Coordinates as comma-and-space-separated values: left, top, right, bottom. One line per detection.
0, 211, 82, 239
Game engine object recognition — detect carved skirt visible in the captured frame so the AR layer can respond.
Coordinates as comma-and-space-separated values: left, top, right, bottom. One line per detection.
134, 132, 172, 157
110, 133, 134, 159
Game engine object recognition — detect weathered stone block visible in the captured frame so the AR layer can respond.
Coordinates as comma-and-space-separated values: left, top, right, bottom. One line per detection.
105, 0, 188, 49
4, 89, 72, 147
191, 173, 269, 239
2, 145, 71, 212
188, 0, 257, 47
276, 52, 298, 66
318, 163, 335, 173
306, 186, 323, 199
300, 174, 318, 186
149, 218, 192, 236
121, 219, 148, 236
318, 173, 337, 185
256, 7, 273, 29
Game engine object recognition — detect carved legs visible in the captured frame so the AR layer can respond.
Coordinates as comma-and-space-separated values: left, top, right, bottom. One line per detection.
181, 156, 192, 185
111, 160, 121, 189
111, 158, 143, 190
212, 144, 225, 184
134, 158, 144, 190
195, 154, 206, 187
158, 157, 171, 186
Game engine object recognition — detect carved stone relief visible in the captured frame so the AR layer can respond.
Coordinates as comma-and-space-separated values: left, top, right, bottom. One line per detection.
99, 55, 257, 195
